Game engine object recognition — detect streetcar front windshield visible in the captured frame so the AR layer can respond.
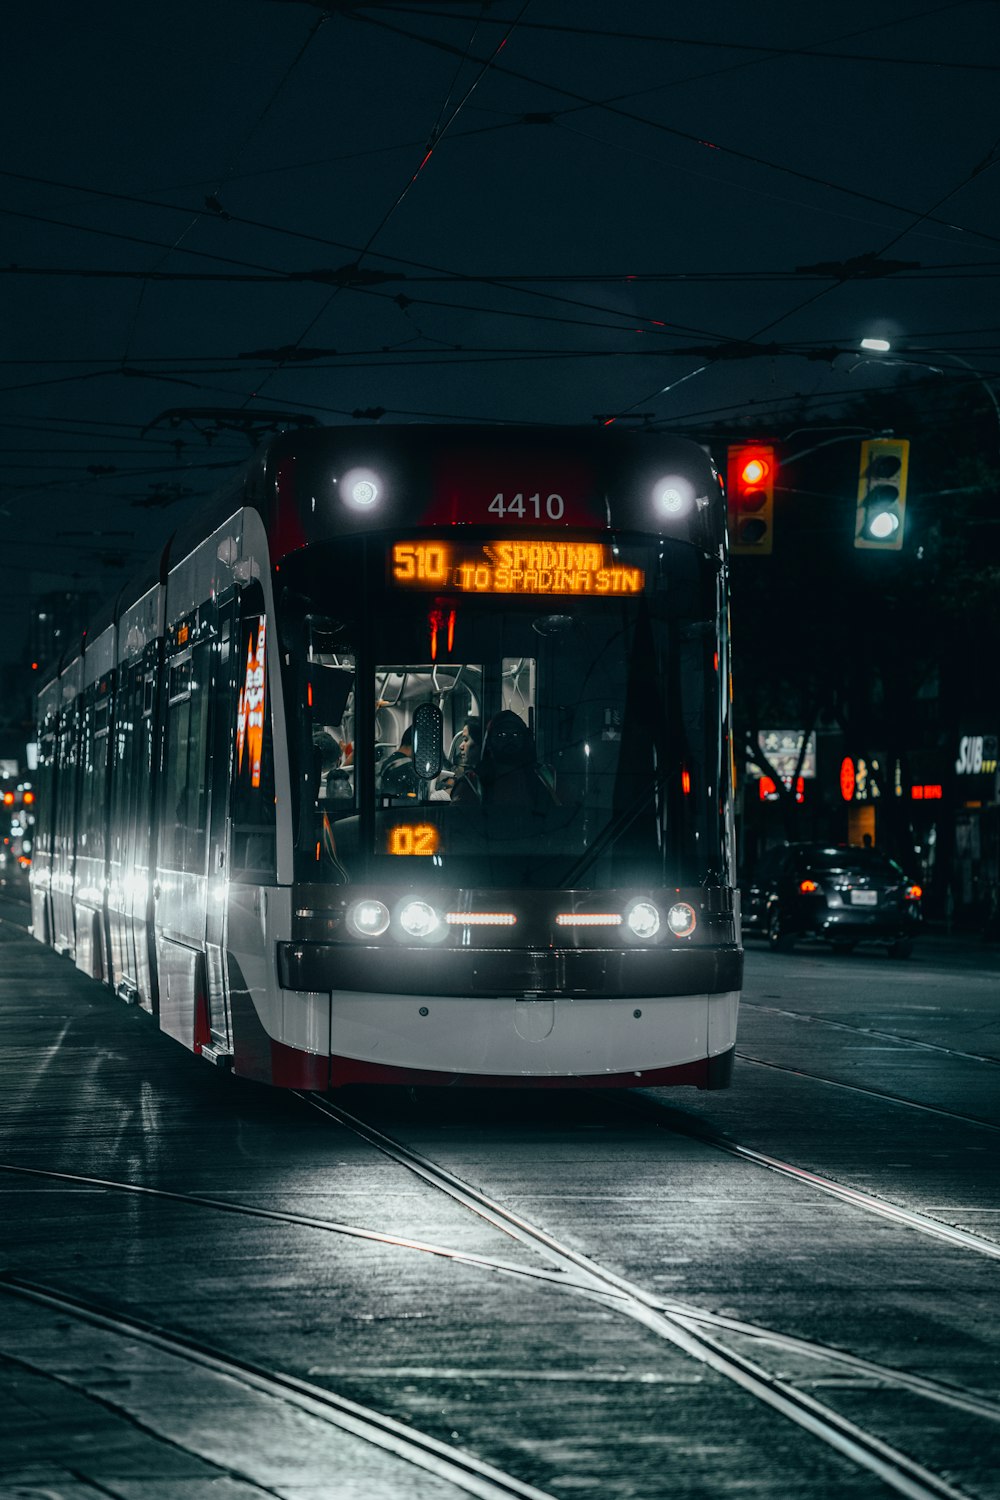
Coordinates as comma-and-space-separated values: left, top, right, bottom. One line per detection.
277, 535, 728, 890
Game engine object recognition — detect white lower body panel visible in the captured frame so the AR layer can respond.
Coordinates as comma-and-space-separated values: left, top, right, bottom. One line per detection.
310, 989, 740, 1078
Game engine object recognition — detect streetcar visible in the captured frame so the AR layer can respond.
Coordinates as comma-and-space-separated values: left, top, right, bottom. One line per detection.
30, 426, 742, 1090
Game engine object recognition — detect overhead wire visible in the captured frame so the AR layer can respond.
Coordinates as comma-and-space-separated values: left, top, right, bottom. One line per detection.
131, 1, 988, 204
4, 1, 996, 505
346, 7, 1000, 249
7, 161, 997, 363
371, 2, 996, 71
245, 1, 535, 407
119, 12, 329, 364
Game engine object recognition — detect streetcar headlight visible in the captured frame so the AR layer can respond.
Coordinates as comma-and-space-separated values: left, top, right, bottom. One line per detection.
652, 475, 693, 519
398, 899, 440, 939
666, 902, 697, 938
626, 901, 661, 939
347, 899, 390, 938
339, 467, 383, 510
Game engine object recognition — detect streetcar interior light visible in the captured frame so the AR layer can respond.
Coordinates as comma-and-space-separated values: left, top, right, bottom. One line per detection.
666, 902, 697, 938
348, 899, 390, 938
626, 901, 660, 939
340, 467, 382, 510
860, 337, 891, 352
799, 879, 819, 894
399, 899, 440, 939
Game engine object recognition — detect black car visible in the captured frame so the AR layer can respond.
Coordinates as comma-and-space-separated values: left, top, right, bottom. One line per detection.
742, 843, 923, 958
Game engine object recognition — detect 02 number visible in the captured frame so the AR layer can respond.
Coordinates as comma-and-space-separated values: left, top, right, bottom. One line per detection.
388, 823, 440, 856
488, 492, 565, 520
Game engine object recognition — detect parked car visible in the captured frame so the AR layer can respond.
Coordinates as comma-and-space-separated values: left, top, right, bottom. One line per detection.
742, 843, 923, 958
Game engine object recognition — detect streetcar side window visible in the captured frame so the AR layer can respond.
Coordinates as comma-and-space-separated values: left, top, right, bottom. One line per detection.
78, 685, 110, 860
230, 605, 277, 882
307, 628, 355, 809
160, 646, 212, 873
33, 720, 57, 867
54, 702, 80, 880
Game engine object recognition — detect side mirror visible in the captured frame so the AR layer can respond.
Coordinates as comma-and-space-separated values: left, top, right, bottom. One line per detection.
412, 703, 443, 780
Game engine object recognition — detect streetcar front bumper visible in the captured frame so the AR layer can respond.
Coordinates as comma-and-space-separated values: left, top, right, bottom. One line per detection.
278, 938, 742, 998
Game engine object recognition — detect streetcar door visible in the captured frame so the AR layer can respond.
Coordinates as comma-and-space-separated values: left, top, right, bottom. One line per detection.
204, 589, 239, 1048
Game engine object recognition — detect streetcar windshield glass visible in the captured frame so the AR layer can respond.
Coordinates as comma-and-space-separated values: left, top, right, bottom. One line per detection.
277, 535, 727, 889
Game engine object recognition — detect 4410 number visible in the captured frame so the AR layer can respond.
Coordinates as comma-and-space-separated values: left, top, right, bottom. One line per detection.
488, 492, 565, 520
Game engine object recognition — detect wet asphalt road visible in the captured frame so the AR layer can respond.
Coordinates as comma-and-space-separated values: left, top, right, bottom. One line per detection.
1, 886, 998, 1500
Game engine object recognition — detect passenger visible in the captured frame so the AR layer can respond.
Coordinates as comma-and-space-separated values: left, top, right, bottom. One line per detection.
313, 728, 353, 801
468, 710, 556, 811
378, 724, 417, 797
455, 716, 482, 771
446, 716, 482, 801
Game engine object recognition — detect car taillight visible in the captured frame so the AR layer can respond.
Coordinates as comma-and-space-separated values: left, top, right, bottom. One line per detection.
799, 879, 819, 894
905, 884, 922, 902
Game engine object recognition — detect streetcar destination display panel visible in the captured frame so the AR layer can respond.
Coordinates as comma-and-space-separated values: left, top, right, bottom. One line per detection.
390, 540, 646, 596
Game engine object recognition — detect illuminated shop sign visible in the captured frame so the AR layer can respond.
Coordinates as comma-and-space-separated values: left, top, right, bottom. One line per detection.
752, 729, 816, 780
759, 775, 804, 803
955, 735, 998, 776
237, 618, 266, 788
840, 755, 882, 803
390, 540, 645, 596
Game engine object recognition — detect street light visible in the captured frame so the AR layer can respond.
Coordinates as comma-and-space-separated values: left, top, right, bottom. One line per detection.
857, 337, 1000, 455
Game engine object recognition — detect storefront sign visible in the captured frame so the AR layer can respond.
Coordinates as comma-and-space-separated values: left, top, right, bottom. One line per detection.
754, 730, 816, 780
840, 755, 882, 802
955, 735, 998, 776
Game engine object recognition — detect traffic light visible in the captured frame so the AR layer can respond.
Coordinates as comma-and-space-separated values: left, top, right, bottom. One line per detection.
855, 437, 909, 550
727, 443, 775, 554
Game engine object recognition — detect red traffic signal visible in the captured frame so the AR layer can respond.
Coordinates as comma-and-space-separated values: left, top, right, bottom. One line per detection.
727, 443, 775, 555
740, 456, 769, 486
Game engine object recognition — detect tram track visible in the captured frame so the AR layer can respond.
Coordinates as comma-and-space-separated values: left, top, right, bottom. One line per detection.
0, 1273, 558, 1500
4, 1151, 999, 1433
3, 1119, 996, 1497
621, 1092, 1000, 1261
299, 1093, 990, 1500
740, 1001, 1000, 1068
732, 1052, 1000, 1133
4, 889, 997, 1496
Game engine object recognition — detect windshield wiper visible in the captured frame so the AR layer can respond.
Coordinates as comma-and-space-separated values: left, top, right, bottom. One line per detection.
559, 769, 669, 889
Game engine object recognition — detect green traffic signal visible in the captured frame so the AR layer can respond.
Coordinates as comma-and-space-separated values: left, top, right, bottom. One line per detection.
855, 438, 909, 550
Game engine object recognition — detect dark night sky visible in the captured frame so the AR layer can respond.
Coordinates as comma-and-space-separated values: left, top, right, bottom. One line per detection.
3, 0, 999, 650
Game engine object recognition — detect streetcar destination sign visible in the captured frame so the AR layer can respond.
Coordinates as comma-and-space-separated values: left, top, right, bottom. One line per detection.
390, 540, 645, 596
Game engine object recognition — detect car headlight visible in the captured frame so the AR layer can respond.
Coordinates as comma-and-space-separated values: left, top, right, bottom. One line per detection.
398, 899, 440, 939
626, 901, 661, 939
666, 902, 697, 938
347, 899, 390, 938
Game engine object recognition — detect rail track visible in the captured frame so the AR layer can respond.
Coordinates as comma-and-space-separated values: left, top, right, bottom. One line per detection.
3, 1142, 996, 1500
0, 1272, 557, 1500
740, 1000, 1000, 1068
